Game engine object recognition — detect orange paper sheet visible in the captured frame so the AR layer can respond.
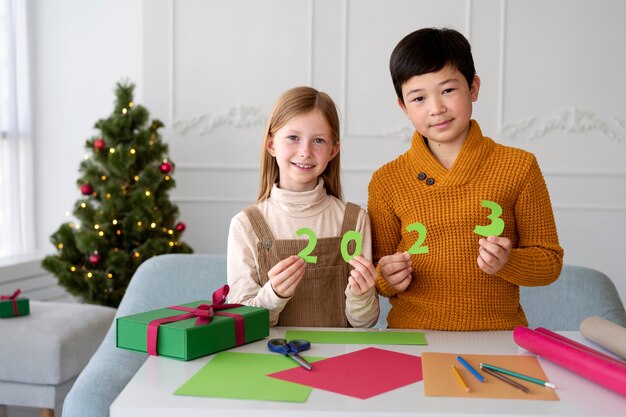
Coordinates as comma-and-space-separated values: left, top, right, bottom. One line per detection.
422, 352, 559, 401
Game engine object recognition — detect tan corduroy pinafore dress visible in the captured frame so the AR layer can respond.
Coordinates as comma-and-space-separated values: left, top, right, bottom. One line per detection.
244, 202, 361, 327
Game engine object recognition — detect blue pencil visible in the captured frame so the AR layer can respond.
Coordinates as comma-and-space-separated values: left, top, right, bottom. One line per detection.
457, 355, 486, 383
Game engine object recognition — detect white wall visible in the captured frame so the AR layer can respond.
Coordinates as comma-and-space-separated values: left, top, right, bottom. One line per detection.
33, 0, 143, 254
33, 0, 626, 303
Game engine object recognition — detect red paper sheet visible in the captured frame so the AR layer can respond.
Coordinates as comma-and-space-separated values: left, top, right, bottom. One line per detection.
267, 347, 423, 399
513, 326, 626, 398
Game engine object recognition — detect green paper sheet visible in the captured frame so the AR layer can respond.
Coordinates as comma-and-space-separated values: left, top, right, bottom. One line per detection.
284, 330, 427, 345
174, 351, 325, 402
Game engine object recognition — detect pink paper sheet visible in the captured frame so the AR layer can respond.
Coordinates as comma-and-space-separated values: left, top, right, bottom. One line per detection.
513, 326, 626, 398
267, 347, 423, 399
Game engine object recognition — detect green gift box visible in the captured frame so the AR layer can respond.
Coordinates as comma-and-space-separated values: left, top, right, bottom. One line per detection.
0, 290, 30, 318
116, 288, 269, 361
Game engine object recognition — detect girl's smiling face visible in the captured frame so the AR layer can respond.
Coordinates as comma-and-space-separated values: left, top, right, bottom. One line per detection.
266, 109, 339, 192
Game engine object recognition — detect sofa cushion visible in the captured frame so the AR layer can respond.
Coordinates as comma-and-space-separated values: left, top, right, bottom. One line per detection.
0, 300, 115, 384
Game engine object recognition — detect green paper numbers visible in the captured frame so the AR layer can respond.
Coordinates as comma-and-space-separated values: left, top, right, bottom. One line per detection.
296, 227, 318, 263
473, 200, 505, 237
294, 199, 504, 262
405, 222, 429, 254
296, 228, 363, 264
341, 230, 363, 262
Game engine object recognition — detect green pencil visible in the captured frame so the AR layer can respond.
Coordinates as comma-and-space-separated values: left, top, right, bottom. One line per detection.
480, 362, 557, 389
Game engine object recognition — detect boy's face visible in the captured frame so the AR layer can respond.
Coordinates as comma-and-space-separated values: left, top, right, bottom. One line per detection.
398, 64, 480, 147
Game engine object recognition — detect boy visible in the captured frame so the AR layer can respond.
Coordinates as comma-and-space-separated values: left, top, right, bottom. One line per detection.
368, 27, 563, 331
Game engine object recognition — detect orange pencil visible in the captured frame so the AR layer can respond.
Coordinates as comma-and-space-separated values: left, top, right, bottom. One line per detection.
451, 365, 470, 393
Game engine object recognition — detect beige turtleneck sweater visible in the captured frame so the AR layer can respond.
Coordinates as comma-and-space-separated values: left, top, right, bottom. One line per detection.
227, 180, 379, 327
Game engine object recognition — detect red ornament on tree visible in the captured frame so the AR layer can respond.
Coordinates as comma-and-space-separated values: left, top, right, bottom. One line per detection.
80, 183, 93, 195
89, 252, 102, 265
175, 222, 186, 232
159, 162, 173, 174
94, 138, 106, 151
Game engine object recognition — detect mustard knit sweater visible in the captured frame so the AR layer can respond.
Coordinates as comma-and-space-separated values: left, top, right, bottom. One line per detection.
368, 120, 564, 331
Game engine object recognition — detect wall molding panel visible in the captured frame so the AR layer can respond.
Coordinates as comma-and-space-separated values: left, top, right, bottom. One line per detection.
173, 105, 267, 137
142, 0, 626, 302
502, 108, 625, 142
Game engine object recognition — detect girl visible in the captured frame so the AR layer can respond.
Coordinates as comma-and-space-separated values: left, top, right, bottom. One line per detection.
227, 86, 379, 327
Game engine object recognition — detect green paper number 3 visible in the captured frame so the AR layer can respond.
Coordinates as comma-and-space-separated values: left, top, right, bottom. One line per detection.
473, 200, 505, 237
296, 227, 363, 263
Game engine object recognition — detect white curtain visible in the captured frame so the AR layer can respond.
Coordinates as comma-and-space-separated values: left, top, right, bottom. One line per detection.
0, 0, 35, 258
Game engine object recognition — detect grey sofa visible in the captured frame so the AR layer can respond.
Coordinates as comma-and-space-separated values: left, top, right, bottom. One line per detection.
62, 254, 626, 417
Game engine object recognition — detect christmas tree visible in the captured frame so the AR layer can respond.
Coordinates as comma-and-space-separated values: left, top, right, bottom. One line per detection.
42, 81, 193, 307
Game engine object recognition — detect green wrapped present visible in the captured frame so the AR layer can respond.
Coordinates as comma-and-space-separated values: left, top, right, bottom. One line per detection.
0, 289, 30, 318
116, 285, 269, 360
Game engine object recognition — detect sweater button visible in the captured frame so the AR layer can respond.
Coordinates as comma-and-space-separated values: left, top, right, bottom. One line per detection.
417, 172, 427, 181
262, 239, 272, 249
425, 177, 435, 186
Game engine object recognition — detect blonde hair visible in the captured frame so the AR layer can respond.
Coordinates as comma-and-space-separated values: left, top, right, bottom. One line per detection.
257, 86, 342, 201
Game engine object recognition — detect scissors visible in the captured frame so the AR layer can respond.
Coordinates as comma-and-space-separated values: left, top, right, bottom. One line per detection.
267, 338, 312, 371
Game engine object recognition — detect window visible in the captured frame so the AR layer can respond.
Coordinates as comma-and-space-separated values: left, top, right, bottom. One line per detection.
0, 0, 35, 258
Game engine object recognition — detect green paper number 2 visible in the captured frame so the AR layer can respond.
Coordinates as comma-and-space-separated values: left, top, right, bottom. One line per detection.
296, 228, 363, 263
473, 200, 505, 237
405, 222, 429, 254
296, 227, 318, 263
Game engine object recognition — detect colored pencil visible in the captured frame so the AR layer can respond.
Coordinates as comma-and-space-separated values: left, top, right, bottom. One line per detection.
480, 365, 530, 393
451, 365, 471, 393
480, 362, 556, 389
457, 355, 485, 382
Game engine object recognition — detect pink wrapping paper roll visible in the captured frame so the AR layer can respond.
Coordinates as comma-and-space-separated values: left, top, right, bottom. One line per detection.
534, 327, 625, 366
513, 326, 626, 397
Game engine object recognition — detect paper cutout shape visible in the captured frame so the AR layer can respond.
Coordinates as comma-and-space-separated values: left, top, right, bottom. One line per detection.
473, 200, 505, 237
284, 329, 427, 345
296, 227, 318, 263
405, 221, 429, 254
268, 347, 423, 399
340, 230, 363, 261
422, 352, 559, 400
174, 351, 324, 402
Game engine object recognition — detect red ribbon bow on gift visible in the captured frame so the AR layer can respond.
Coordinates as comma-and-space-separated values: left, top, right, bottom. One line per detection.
146, 285, 245, 356
1, 289, 21, 316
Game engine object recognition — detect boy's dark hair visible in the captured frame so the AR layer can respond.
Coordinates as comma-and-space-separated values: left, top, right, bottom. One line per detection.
390, 27, 476, 101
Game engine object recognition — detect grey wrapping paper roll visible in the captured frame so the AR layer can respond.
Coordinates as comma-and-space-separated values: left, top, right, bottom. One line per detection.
580, 316, 626, 360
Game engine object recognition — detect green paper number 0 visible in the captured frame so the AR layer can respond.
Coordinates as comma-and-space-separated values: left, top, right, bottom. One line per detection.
340, 230, 363, 262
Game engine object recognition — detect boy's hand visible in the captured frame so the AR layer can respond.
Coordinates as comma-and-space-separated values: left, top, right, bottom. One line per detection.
268, 255, 306, 298
477, 236, 512, 275
347, 255, 377, 296
379, 252, 412, 292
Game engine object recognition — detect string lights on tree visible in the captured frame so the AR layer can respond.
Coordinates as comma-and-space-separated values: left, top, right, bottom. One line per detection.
42, 81, 193, 307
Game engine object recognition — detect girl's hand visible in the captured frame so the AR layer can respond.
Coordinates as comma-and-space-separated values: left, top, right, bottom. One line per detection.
347, 255, 377, 296
379, 252, 412, 292
268, 255, 306, 298
477, 236, 512, 275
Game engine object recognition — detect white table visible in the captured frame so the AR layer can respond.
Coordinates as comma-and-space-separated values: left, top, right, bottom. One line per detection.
110, 328, 626, 417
